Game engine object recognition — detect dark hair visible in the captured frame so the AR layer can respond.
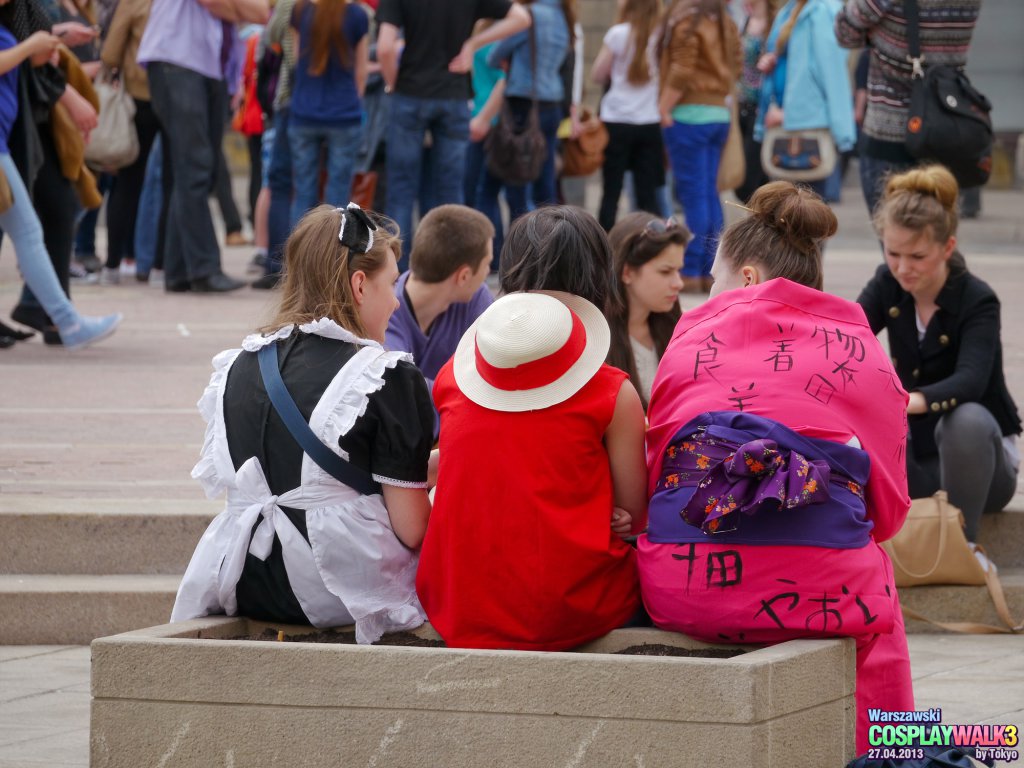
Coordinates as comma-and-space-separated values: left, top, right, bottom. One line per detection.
499, 206, 619, 314
717, 181, 836, 290
606, 212, 689, 408
411, 204, 495, 283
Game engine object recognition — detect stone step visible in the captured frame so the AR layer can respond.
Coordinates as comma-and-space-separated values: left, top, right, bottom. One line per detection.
0, 496, 218, 575
0, 574, 181, 644
976, 499, 1024, 568
899, 567, 1024, 634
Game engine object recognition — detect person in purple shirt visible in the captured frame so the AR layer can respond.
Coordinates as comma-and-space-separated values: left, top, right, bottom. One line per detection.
137, 0, 268, 293
385, 204, 495, 436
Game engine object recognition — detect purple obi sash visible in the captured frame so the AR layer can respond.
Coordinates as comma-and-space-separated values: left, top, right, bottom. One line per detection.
648, 412, 874, 549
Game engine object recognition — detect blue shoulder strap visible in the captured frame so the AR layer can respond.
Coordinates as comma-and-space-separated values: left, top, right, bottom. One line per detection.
256, 344, 381, 497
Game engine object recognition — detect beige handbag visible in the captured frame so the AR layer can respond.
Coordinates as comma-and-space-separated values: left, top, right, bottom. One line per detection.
717, 97, 745, 192
882, 492, 1022, 633
760, 127, 837, 183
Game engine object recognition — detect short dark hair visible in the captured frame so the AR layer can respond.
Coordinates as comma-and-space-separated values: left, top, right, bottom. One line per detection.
411, 205, 495, 283
499, 206, 619, 313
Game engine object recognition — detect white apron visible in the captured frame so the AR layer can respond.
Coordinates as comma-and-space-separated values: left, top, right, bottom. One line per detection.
171, 320, 426, 644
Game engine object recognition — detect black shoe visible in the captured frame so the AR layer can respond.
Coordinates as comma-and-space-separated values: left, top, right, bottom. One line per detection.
0, 335, 14, 349
251, 272, 282, 290
43, 329, 62, 346
0, 319, 35, 341
11, 305, 50, 332
165, 279, 191, 293
190, 273, 246, 293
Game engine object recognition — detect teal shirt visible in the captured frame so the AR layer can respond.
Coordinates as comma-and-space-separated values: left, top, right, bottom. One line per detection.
472, 43, 505, 120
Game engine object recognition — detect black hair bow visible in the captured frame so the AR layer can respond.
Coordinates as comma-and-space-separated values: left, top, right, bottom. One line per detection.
338, 203, 377, 255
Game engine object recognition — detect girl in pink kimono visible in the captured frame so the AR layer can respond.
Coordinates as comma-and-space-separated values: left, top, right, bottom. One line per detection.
641, 182, 914, 752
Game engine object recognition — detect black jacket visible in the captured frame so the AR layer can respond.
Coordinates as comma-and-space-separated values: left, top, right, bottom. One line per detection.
857, 261, 1021, 460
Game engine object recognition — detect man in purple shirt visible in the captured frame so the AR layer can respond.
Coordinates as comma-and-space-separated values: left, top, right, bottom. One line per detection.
385, 205, 495, 435
138, 0, 268, 292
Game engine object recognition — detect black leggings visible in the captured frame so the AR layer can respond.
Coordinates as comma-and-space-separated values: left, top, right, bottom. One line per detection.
105, 98, 161, 268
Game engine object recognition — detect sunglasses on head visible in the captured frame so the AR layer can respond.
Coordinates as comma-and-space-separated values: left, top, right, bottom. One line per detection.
643, 217, 683, 236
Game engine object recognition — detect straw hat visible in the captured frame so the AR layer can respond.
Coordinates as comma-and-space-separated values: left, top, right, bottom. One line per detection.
453, 291, 610, 412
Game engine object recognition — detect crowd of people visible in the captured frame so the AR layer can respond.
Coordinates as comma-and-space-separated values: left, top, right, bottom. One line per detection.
2, 0, 1020, 759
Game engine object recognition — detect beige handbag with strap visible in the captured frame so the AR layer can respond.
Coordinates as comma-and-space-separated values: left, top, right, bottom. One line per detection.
882, 491, 1022, 634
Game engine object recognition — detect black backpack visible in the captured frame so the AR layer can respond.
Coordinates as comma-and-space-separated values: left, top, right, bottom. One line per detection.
255, 41, 284, 118
904, 0, 993, 188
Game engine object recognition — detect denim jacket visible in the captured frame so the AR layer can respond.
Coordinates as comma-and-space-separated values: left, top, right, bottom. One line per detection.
487, 0, 568, 103
754, 0, 855, 152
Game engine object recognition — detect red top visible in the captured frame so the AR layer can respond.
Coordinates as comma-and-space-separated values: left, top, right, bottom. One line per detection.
417, 361, 640, 650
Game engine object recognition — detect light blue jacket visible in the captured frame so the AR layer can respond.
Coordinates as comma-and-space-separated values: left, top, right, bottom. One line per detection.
487, 0, 569, 103
754, 0, 855, 152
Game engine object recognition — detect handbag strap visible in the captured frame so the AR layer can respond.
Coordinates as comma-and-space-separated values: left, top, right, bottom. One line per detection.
903, 0, 926, 79
901, 557, 1024, 635
528, 8, 538, 104
256, 343, 381, 497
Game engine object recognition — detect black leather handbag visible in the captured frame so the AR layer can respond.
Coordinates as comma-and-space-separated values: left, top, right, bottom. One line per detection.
485, 10, 546, 186
904, 0, 993, 188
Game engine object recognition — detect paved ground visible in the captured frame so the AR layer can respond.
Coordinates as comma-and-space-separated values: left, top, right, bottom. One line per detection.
0, 177, 1021, 766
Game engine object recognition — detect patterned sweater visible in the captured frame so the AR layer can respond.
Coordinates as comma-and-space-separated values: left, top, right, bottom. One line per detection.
835, 0, 980, 157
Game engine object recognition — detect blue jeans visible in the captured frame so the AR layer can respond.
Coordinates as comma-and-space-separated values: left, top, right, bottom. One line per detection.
0, 154, 78, 331
859, 153, 913, 218
147, 62, 225, 284
266, 108, 292, 276
288, 120, 364, 226
464, 138, 504, 269
503, 99, 561, 223
134, 135, 163, 275
386, 93, 470, 268
664, 120, 729, 278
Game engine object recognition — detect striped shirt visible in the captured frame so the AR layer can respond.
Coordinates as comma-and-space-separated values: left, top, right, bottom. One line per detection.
835, 0, 980, 154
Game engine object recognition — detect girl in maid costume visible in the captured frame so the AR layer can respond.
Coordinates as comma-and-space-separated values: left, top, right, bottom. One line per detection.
171, 204, 434, 643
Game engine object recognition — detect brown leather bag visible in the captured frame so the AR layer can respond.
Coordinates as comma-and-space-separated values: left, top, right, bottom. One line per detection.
882, 492, 1023, 633
561, 109, 608, 178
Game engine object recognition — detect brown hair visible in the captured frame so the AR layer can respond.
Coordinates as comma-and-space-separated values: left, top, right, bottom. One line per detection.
774, 0, 808, 55
264, 205, 400, 338
411, 204, 495, 283
618, 0, 661, 85
499, 205, 619, 315
658, 0, 727, 61
296, 0, 352, 77
717, 181, 836, 290
873, 164, 960, 245
606, 212, 689, 408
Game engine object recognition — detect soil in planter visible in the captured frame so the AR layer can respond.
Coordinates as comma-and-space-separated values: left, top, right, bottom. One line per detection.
229, 628, 447, 647
614, 644, 744, 659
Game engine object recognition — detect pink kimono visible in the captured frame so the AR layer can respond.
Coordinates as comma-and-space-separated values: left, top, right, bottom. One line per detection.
642, 279, 914, 752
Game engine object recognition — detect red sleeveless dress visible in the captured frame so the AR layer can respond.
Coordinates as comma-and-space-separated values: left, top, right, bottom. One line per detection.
417, 361, 640, 650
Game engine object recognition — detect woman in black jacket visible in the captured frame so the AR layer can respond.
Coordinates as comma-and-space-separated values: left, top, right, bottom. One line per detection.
858, 165, 1020, 546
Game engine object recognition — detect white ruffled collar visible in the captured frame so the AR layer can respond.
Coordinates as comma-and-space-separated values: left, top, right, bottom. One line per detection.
241, 318, 383, 352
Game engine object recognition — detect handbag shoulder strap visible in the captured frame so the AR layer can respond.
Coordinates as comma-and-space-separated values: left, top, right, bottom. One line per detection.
903, 0, 925, 79
527, 7, 538, 103
901, 557, 1024, 635
256, 343, 381, 497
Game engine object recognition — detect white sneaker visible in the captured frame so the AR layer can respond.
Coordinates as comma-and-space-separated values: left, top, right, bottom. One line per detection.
968, 542, 997, 574
148, 269, 165, 288
99, 267, 120, 285
119, 258, 136, 277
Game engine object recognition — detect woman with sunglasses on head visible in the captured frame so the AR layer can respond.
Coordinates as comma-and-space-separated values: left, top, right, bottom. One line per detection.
172, 205, 434, 644
606, 212, 687, 407
642, 181, 913, 753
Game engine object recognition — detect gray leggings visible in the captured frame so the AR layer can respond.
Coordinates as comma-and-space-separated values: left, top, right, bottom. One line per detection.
906, 403, 1019, 541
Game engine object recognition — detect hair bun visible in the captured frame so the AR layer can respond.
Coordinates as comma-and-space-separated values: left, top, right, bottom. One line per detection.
747, 181, 838, 255
883, 165, 959, 213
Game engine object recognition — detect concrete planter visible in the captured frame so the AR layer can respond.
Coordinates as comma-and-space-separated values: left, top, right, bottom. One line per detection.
91, 618, 855, 767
